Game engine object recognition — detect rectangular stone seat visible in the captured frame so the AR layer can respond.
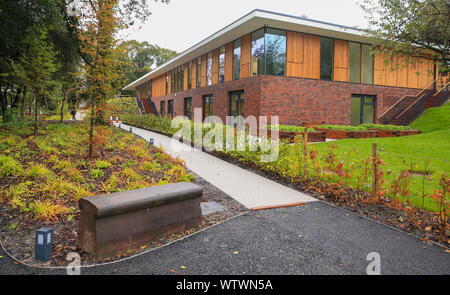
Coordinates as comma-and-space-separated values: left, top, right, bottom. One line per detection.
78, 182, 202, 260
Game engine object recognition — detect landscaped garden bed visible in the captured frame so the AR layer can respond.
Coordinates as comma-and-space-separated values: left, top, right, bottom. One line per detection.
0, 120, 246, 266
110, 97, 448, 248
311, 124, 421, 139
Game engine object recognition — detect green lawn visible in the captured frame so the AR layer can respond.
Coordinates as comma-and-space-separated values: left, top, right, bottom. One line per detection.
313, 102, 450, 212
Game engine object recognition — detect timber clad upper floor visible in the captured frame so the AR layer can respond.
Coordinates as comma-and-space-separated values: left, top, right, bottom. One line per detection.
129, 10, 436, 102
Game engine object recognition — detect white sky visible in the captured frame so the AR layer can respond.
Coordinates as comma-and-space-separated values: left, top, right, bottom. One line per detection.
125, 0, 369, 53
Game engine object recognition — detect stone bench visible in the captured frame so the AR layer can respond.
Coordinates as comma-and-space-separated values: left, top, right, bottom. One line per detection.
77, 182, 202, 260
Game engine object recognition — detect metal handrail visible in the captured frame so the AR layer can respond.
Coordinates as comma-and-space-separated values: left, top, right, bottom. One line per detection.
377, 78, 438, 120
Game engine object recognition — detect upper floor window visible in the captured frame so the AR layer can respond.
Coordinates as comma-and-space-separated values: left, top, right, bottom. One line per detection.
196, 57, 201, 88
171, 65, 184, 93
320, 37, 334, 81
349, 42, 374, 84
188, 61, 192, 89
219, 47, 225, 83
207, 52, 212, 86
233, 40, 241, 80
251, 28, 286, 77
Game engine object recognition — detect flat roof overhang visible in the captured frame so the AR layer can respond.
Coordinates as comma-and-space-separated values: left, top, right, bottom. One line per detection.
123, 9, 365, 91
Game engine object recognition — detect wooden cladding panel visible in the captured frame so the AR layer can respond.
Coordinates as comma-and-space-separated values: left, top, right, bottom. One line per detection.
374, 52, 434, 89
151, 74, 166, 98
240, 34, 251, 79
333, 39, 349, 82
286, 31, 304, 77
303, 34, 320, 79
374, 52, 387, 86
224, 42, 234, 82
201, 54, 207, 87
184, 62, 189, 90
407, 60, 419, 89
396, 56, 408, 88
191, 60, 197, 89
212, 49, 219, 85
287, 32, 304, 64
167, 71, 172, 94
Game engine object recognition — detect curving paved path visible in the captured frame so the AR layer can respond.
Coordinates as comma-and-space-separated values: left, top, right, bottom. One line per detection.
115, 122, 316, 209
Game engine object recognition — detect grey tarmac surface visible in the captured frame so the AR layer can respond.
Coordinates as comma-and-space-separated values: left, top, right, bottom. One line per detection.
1, 201, 449, 275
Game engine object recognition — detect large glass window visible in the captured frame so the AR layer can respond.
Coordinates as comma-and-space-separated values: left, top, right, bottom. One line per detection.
170, 65, 184, 93
196, 57, 201, 88
168, 99, 174, 118
251, 29, 265, 76
160, 101, 166, 117
349, 43, 374, 84
229, 91, 244, 117
320, 37, 334, 80
351, 94, 375, 125
207, 52, 212, 86
265, 28, 286, 76
251, 28, 286, 76
362, 44, 374, 84
184, 97, 192, 119
233, 40, 241, 80
203, 95, 213, 119
349, 42, 361, 83
219, 47, 225, 83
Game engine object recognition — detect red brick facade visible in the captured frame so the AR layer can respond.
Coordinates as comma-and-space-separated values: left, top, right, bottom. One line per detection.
139, 76, 421, 126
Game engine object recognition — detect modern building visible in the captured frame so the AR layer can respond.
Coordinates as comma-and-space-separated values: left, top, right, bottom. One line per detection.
123, 9, 448, 126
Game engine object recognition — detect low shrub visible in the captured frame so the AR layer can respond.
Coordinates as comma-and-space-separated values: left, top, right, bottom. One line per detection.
0, 156, 23, 177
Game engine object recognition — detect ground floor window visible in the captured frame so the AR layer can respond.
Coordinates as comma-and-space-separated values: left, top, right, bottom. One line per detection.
229, 91, 244, 118
203, 95, 213, 119
168, 100, 174, 118
184, 97, 192, 119
160, 101, 165, 116
351, 94, 375, 125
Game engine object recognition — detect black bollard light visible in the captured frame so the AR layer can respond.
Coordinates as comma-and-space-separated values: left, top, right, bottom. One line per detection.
149, 138, 154, 146
129, 126, 133, 133
35, 228, 53, 262
119, 122, 121, 129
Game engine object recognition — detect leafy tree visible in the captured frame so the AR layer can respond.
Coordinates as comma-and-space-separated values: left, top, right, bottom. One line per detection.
360, 0, 450, 66
11, 28, 60, 135
119, 40, 177, 93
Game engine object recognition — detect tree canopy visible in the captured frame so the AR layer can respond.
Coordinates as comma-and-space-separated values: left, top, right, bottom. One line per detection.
360, 0, 450, 66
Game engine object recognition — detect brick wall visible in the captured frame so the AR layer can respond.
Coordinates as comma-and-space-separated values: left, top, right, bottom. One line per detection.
259, 76, 421, 125
140, 75, 421, 126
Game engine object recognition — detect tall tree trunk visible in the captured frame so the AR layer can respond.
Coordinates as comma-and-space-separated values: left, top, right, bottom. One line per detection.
20, 86, 27, 118
61, 85, 67, 122
34, 91, 39, 136
12, 87, 22, 108
88, 93, 95, 158
0, 87, 8, 122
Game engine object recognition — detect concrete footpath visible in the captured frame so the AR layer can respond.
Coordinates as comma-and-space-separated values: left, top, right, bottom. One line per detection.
116, 123, 316, 209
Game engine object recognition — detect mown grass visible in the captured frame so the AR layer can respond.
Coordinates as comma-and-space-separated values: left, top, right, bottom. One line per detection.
313, 129, 449, 211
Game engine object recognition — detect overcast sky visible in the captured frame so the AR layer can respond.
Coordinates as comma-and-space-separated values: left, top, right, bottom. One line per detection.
126, 0, 369, 53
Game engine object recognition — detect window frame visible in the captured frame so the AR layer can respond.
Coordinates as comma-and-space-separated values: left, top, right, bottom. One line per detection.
184, 97, 192, 120
229, 90, 245, 117
202, 95, 214, 119
167, 99, 174, 119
